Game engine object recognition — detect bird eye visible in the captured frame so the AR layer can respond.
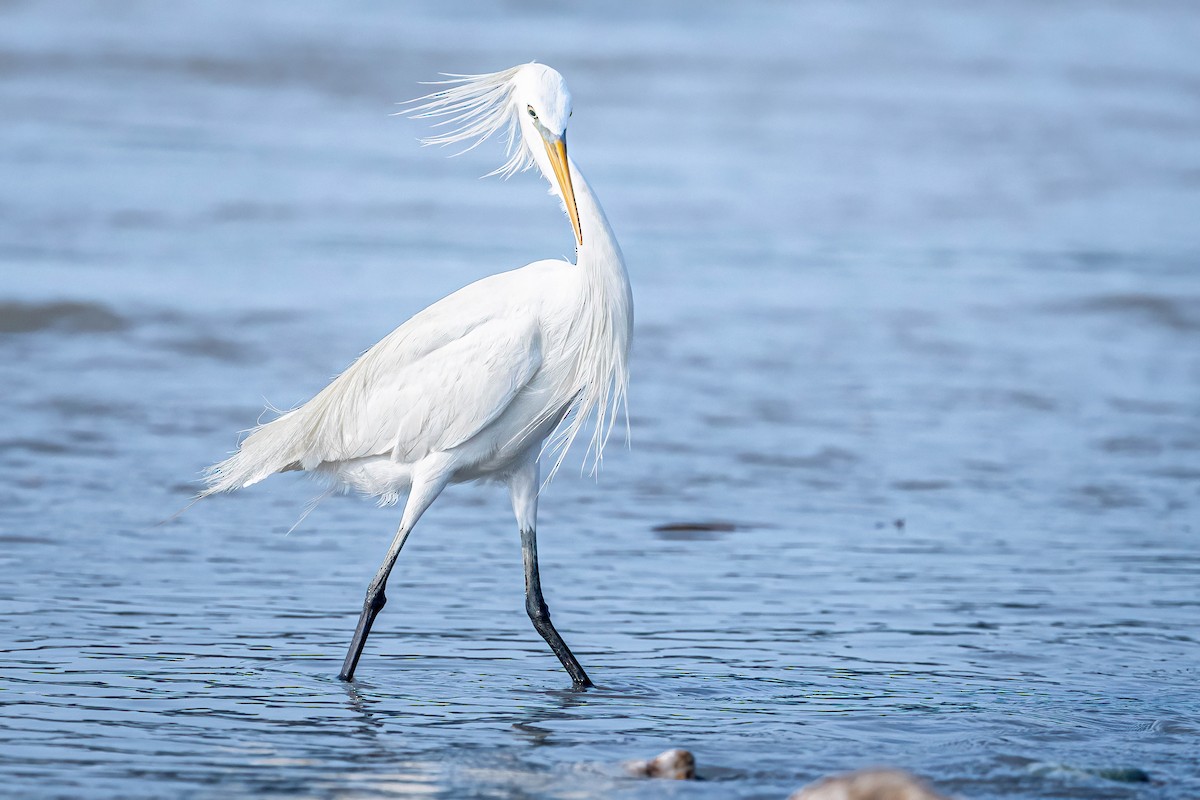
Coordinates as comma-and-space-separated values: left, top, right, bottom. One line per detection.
527, 105, 538, 119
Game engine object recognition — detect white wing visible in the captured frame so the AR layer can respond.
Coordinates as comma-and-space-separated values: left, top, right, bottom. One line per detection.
203, 277, 548, 493
302, 315, 543, 467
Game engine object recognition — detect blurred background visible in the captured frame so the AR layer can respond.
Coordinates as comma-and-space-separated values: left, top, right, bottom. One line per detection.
2, 2, 1198, 798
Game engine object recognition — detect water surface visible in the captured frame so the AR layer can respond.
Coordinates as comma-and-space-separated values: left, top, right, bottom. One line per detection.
2, 2, 1199, 798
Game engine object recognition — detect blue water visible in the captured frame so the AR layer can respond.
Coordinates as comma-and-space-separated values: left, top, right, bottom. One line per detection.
2, 2, 1198, 798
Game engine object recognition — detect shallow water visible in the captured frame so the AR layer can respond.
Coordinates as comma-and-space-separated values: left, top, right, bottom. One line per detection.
2, 1, 1199, 798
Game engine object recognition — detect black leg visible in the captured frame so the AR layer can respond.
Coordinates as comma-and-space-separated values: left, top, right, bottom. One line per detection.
521, 526, 593, 688
339, 576, 389, 681
338, 472, 448, 682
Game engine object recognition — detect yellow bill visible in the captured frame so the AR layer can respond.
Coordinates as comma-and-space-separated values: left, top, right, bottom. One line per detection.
544, 136, 583, 248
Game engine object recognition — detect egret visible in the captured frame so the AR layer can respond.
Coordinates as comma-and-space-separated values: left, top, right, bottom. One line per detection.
201, 63, 632, 688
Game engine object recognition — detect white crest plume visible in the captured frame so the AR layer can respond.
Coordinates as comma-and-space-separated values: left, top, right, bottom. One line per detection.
404, 66, 534, 178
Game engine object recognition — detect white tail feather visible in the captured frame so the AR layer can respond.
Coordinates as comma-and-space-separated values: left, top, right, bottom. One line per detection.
201, 410, 305, 496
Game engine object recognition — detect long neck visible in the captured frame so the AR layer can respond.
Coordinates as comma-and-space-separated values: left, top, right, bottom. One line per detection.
566, 155, 633, 335
566, 160, 633, 340
540, 158, 633, 480
569, 160, 624, 279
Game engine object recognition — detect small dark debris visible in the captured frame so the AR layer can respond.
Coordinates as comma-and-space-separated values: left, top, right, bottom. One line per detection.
652, 522, 737, 533
652, 521, 737, 542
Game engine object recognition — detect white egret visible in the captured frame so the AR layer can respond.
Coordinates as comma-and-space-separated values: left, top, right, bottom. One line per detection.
201, 63, 632, 687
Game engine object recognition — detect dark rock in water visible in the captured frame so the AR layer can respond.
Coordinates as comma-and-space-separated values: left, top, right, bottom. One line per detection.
1027, 761, 1153, 785
1092, 767, 1151, 783
789, 769, 950, 800
624, 748, 695, 780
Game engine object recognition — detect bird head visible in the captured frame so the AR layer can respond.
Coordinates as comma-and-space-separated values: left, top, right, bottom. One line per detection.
511, 65, 580, 246
406, 63, 583, 247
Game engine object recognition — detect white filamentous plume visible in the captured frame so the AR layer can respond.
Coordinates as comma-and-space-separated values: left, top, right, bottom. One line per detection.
198, 63, 633, 687
404, 66, 535, 178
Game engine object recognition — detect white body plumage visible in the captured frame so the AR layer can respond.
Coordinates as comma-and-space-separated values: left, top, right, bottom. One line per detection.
200, 63, 631, 686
